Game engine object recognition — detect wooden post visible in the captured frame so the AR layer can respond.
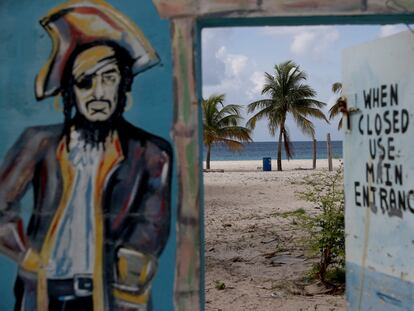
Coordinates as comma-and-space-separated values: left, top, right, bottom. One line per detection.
327, 133, 333, 171
313, 138, 317, 169
171, 18, 200, 310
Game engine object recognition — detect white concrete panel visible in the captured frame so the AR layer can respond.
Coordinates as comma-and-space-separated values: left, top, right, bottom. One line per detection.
344, 30, 414, 281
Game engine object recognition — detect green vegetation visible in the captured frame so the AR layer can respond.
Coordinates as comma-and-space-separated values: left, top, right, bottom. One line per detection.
297, 165, 345, 286
272, 208, 306, 218
247, 60, 328, 171
202, 94, 252, 170
214, 280, 226, 290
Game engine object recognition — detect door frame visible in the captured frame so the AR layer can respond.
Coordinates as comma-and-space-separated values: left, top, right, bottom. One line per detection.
151, 1, 414, 308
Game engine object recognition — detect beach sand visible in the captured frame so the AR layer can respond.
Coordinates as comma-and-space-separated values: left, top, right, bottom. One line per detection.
204, 159, 341, 172
204, 159, 345, 311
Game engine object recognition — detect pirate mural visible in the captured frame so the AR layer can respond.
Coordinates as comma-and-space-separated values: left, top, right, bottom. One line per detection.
0, 1, 172, 310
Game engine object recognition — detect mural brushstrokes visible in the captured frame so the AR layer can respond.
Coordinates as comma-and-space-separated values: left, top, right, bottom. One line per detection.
0, 1, 172, 310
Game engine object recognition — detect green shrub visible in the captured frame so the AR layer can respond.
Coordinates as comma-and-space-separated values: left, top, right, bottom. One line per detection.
297, 164, 345, 286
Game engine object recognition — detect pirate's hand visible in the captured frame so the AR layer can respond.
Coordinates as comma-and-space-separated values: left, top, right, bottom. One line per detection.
0, 220, 28, 262
20, 248, 42, 273
113, 248, 157, 305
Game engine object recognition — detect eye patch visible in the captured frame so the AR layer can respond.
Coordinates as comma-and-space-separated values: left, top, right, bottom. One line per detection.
75, 76, 93, 90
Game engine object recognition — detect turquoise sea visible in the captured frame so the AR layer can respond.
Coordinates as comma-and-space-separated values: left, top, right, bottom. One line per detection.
203, 141, 343, 161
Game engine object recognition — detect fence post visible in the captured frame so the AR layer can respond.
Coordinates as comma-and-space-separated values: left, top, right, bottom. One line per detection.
327, 133, 333, 171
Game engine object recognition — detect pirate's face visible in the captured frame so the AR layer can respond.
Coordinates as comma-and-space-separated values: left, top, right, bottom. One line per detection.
72, 46, 121, 122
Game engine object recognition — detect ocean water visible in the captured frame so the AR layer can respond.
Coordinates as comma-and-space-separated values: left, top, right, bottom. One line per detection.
203, 141, 343, 161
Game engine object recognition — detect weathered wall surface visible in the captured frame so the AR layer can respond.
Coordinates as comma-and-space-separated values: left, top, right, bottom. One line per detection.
151, 0, 414, 310
152, 0, 414, 309
0, 1, 176, 310
343, 31, 414, 310
1, 0, 413, 310
153, 0, 414, 18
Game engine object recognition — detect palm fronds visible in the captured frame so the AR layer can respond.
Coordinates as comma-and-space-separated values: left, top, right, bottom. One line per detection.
329, 82, 347, 129
247, 60, 328, 170
202, 94, 252, 169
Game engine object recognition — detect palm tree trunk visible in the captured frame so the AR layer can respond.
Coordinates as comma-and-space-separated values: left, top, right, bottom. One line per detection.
206, 144, 211, 170
277, 125, 283, 171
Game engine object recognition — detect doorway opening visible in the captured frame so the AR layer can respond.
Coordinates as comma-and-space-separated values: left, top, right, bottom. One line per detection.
201, 23, 411, 310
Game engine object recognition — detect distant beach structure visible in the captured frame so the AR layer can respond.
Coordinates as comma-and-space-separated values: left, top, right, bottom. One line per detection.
203, 141, 343, 161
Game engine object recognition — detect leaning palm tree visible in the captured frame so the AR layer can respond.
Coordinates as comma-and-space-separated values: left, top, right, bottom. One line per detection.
247, 60, 328, 171
329, 82, 347, 130
203, 94, 252, 170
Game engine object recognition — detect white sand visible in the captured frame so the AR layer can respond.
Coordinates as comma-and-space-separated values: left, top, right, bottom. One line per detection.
204, 159, 342, 172
204, 159, 345, 311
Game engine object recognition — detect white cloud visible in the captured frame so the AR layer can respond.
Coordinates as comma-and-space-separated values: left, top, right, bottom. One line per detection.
262, 25, 339, 57
291, 31, 316, 55
202, 44, 255, 103
212, 57, 267, 105
205, 44, 271, 105
246, 71, 266, 99
378, 25, 404, 38
202, 29, 234, 86
215, 46, 248, 77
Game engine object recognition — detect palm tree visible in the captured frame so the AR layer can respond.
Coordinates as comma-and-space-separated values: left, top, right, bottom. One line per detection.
329, 82, 347, 130
247, 60, 328, 171
203, 94, 252, 170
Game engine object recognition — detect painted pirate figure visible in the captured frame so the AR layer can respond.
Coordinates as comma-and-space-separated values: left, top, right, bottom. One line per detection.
0, 1, 171, 310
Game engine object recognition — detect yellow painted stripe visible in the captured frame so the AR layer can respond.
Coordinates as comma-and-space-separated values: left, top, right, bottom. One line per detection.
93, 133, 124, 310
139, 259, 150, 285
113, 289, 149, 305
20, 249, 41, 273
37, 139, 75, 309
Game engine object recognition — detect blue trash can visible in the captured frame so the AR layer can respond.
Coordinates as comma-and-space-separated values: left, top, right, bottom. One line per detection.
263, 157, 272, 171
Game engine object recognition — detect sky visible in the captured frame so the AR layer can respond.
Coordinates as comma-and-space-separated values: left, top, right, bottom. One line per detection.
201, 24, 410, 142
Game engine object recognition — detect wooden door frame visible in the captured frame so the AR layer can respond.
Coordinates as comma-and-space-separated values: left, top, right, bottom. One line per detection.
151, 1, 414, 308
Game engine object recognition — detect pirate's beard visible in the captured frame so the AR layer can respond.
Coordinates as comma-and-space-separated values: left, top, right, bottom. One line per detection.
66, 109, 125, 150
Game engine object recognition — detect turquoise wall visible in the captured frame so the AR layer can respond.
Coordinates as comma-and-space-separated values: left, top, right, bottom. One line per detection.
0, 0, 176, 310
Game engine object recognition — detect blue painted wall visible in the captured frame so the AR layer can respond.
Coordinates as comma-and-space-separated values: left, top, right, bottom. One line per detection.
0, 0, 176, 310
347, 262, 414, 311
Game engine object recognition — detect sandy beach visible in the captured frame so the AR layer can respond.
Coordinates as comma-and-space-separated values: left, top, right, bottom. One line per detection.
204, 159, 341, 172
204, 159, 345, 311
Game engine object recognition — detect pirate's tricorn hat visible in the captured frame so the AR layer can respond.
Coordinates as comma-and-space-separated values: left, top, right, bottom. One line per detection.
36, 0, 160, 100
